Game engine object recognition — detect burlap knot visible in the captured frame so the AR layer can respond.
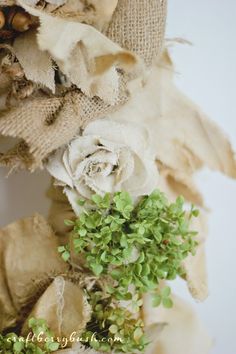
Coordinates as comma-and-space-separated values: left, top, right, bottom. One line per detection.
0, 0, 167, 171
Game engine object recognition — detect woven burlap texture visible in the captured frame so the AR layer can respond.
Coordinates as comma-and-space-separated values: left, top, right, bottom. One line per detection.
0, 90, 125, 170
107, 0, 167, 67
0, 0, 167, 171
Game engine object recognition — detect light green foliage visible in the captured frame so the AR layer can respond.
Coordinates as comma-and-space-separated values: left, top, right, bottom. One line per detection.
152, 286, 173, 308
64, 190, 198, 302
0, 318, 59, 354
59, 190, 199, 353
82, 290, 148, 353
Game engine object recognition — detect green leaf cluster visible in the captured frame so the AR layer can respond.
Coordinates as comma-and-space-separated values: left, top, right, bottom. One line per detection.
60, 190, 199, 353
0, 318, 59, 354
65, 190, 198, 300
152, 286, 173, 308
82, 290, 148, 353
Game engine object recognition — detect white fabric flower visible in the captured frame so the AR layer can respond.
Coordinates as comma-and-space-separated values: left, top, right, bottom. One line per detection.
46, 119, 159, 215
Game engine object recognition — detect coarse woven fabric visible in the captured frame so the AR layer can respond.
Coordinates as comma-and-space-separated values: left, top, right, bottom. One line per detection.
106, 0, 167, 66
0, 0, 167, 171
0, 89, 126, 171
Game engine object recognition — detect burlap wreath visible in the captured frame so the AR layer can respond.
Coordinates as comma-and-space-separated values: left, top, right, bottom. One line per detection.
0, 0, 167, 171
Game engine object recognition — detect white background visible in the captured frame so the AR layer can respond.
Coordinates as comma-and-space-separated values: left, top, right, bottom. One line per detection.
0, 1, 236, 353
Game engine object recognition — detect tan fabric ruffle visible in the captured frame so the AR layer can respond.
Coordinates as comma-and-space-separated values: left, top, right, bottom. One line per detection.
22, 277, 91, 342
47, 181, 75, 240
143, 293, 212, 354
0, 214, 68, 331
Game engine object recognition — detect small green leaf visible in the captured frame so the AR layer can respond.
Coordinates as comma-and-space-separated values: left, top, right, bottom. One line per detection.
13, 341, 25, 352
161, 286, 171, 298
62, 251, 70, 262
133, 327, 143, 342
109, 325, 118, 334
91, 263, 103, 276
152, 294, 161, 307
28, 317, 37, 328
162, 297, 173, 309
77, 199, 86, 206
78, 228, 87, 237
47, 341, 60, 351
92, 194, 103, 205
58, 246, 65, 253
64, 219, 75, 226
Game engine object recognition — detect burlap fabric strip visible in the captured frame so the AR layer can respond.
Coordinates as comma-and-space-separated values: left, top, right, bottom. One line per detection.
0, 0, 167, 171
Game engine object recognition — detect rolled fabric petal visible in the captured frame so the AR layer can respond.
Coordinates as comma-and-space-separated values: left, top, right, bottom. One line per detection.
46, 119, 159, 215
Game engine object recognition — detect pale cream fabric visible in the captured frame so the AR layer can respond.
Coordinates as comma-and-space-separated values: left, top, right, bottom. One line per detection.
18, 0, 137, 104
143, 294, 212, 354
14, 30, 55, 93
46, 119, 159, 215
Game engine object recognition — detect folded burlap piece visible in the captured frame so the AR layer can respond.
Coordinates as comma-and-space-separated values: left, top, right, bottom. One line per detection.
0, 214, 68, 331
22, 276, 91, 342
0, 0, 167, 171
47, 182, 75, 240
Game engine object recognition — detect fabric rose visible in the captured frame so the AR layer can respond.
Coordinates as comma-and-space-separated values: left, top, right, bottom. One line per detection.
46, 119, 159, 215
